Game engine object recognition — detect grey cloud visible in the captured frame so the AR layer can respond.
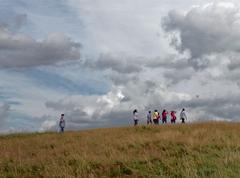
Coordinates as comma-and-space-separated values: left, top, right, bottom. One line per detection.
170, 94, 240, 121
227, 53, 240, 71
65, 109, 132, 128
106, 72, 140, 85
83, 53, 192, 86
45, 101, 76, 111
0, 103, 10, 120
65, 109, 95, 125
145, 56, 189, 70
0, 13, 27, 31
164, 67, 194, 85
100, 110, 132, 126
0, 26, 81, 68
0, 103, 11, 131
162, 3, 240, 70
13, 14, 27, 29
84, 54, 142, 74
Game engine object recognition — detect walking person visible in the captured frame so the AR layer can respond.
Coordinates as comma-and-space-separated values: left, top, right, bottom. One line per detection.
170, 111, 177, 124
59, 114, 65, 133
180, 108, 187, 123
153, 110, 159, 125
133, 109, 139, 126
162, 109, 168, 124
147, 111, 152, 125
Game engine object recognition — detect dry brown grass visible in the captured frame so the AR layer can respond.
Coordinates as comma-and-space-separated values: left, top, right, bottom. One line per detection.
0, 122, 240, 177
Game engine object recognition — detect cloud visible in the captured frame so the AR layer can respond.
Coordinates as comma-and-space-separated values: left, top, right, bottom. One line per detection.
162, 2, 240, 69
0, 103, 11, 131
83, 53, 142, 74
164, 67, 194, 85
174, 94, 240, 121
0, 103, 10, 120
0, 25, 81, 68
82, 53, 194, 86
0, 13, 27, 31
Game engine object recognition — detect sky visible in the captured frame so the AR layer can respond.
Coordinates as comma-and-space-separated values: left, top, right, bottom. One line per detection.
0, 0, 240, 133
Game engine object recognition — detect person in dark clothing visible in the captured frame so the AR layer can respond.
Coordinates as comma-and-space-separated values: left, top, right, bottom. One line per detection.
59, 114, 65, 133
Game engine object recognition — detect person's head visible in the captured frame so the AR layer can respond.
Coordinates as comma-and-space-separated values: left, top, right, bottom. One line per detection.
148, 111, 151, 113
61, 114, 64, 117
154, 109, 157, 112
163, 109, 166, 113
133, 109, 137, 114
182, 108, 185, 111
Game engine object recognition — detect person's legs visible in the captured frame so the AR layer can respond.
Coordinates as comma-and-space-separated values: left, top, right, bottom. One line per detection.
60, 127, 64, 132
134, 120, 138, 126
162, 117, 166, 124
181, 118, 185, 123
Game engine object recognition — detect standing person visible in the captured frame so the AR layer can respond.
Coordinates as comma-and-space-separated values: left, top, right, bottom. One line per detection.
133, 109, 139, 126
170, 111, 177, 124
180, 108, 187, 123
147, 111, 152, 125
153, 110, 159, 125
162, 109, 168, 124
59, 114, 65, 133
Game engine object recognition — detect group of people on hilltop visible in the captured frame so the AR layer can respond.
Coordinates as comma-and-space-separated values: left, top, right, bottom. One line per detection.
58, 108, 187, 133
133, 108, 187, 126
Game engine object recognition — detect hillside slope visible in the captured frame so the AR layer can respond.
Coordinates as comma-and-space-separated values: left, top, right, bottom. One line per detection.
0, 122, 240, 178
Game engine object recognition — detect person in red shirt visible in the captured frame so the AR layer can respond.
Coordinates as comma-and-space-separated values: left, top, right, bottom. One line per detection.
170, 111, 177, 124
162, 109, 168, 124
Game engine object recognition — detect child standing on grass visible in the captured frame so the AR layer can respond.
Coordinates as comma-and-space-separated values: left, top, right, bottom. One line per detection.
133, 109, 139, 126
170, 111, 177, 124
147, 111, 152, 124
59, 114, 65, 133
162, 109, 168, 124
153, 110, 159, 125
180, 108, 187, 123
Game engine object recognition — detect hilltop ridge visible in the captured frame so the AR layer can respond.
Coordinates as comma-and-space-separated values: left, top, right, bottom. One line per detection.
0, 122, 240, 178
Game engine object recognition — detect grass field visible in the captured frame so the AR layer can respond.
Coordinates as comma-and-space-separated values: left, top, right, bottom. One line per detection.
0, 122, 240, 178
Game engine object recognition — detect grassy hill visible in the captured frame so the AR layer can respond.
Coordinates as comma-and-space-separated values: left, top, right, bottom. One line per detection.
1, 122, 240, 178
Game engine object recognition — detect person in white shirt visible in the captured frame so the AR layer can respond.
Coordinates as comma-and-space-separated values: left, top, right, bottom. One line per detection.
133, 109, 139, 126
180, 108, 187, 123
